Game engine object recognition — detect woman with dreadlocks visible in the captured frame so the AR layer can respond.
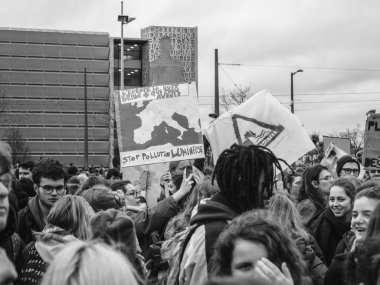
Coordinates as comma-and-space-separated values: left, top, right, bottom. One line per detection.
177, 144, 287, 285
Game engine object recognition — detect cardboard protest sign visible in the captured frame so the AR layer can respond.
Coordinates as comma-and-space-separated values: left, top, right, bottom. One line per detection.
321, 142, 365, 179
204, 89, 315, 165
363, 113, 380, 171
114, 82, 205, 167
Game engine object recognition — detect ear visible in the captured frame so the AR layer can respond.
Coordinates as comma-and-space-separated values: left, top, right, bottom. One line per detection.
33, 183, 39, 194
311, 180, 319, 189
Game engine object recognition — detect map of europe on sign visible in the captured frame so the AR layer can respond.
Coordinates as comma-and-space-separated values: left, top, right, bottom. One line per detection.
114, 82, 205, 167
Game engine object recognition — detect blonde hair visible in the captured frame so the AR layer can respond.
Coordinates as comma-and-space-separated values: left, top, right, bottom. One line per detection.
40, 241, 142, 285
47, 195, 91, 240
268, 193, 309, 241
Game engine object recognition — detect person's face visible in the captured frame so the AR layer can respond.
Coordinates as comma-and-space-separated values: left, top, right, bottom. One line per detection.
340, 162, 359, 178
19, 167, 33, 181
231, 238, 268, 278
329, 186, 352, 220
292, 176, 302, 189
168, 180, 178, 195
368, 170, 380, 181
351, 197, 380, 240
0, 182, 9, 232
110, 176, 120, 185
175, 160, 191, 172
124, 183, 138, 206
315, 169, 334, 195
35, 177, 66, 207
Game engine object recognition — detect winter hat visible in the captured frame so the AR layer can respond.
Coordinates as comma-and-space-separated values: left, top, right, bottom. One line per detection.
89, 210, 137, 259
336, 155, 360, 177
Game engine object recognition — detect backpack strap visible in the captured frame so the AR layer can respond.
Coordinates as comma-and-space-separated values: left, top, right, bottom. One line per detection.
175, 224, 200, 285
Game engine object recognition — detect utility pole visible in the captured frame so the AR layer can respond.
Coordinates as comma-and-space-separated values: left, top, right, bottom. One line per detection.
215, 49, 219, 117
84, 68, 88, 170
290, 69, 303, 114
118, 1, 135, 90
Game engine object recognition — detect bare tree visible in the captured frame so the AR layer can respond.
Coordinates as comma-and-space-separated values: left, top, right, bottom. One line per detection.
329, 124, 364, 155
3, 127, 31, 164
220, 85, 255, 112
0, 77, 9, 119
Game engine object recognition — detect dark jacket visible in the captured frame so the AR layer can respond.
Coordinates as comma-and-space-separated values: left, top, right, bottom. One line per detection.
308, 207, 351, 266
17, 197, 45, 245
179, 193, 239, 285
0, 190, 24, 272
129, 196, 180, 257
293, 233, 327, 285
334, 231, 355, 255
0, 248, 17, 285
325, 253, 347, 285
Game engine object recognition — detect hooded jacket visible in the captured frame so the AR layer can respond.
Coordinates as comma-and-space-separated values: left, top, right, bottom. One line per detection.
18, 226, 78, 285
308, 207, 351, 266
178, 193, 238, 285
17, 196, 45, 245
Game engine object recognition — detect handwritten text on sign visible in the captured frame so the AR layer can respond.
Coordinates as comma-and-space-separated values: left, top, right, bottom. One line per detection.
119, 84, 194, 104
120, 144, 204, 167
363, 114, 380, 170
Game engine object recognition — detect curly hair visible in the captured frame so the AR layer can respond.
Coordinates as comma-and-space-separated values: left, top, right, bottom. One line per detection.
32, 159, 68, 186
210, 210, 306, 285
212, 144, 288, 213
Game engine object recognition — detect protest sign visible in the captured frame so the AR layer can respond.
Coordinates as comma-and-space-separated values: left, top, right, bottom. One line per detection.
204, 89, 315, 166
321, 142, 365, 179
363, 113, 380, 171
114, 82, 205, 167
323, 136, 351, 154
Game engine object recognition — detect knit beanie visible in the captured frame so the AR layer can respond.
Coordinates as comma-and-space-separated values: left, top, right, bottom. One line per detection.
336, 155, 360, 177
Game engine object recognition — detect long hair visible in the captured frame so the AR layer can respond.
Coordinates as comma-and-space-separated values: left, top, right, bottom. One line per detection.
46, 195, 90, 240
165, 181, 220, 237
212, 144, 288, 213
365, 203, 380, 241
268, 193, 309, 241
297, 164, 328, 209
40, 241, 142, 285
210, 210, 306, 285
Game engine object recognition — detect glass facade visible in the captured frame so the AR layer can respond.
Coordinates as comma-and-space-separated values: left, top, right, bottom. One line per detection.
0, 29, 110, 166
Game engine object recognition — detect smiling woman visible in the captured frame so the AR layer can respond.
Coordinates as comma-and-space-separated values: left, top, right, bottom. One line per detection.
308, 178, 355, 265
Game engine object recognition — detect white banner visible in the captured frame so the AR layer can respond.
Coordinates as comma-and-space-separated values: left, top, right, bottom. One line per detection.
204, 89, 315, 165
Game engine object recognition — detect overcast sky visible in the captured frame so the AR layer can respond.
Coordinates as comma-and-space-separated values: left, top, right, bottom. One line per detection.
2, 0, 380, 136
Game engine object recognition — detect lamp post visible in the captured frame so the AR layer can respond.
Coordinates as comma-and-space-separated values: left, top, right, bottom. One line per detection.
118, 1, 135, 90
290, 69, 303, 114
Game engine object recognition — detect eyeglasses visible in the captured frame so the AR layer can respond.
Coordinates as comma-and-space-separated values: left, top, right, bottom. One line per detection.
39, 184, 65, 195
319, 176, 333, 181
342, 168, 359, 175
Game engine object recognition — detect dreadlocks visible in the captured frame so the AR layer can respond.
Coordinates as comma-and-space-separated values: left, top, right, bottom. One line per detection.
211, 144, 288, 213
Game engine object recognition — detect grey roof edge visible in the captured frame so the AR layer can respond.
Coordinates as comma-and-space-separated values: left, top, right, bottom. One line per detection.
0, 27, 109, 36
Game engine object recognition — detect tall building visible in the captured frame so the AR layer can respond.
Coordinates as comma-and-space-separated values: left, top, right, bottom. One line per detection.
0, 26, 198, 167
0, 28, 110, 166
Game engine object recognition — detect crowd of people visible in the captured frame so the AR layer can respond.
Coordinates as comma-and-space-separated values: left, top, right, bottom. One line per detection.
1, 140, 380, 285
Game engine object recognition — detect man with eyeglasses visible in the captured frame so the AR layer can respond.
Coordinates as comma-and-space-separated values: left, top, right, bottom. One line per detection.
17, 159, 68, 245
336, 155, 360, 178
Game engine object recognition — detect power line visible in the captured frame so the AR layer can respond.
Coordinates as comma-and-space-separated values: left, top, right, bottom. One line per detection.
219, 63, 380, 72
200, 92, 380, 98
218, 64, 245, 94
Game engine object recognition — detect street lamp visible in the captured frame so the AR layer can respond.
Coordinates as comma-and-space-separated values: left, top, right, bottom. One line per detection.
118, 1, 135, 90
290, 69, 303, 114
